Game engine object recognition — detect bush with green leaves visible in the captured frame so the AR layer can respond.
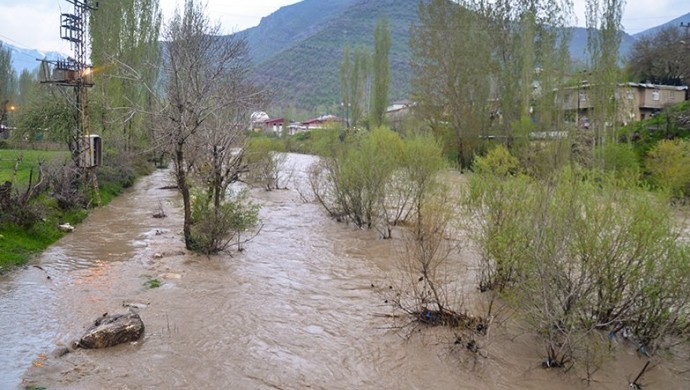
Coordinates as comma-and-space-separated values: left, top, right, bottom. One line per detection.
598, 142, 640, 179
189, 188, 260, 255
468, 157, 690, 368
309, 127, 446, 238
645, 139, 690, 198
473, 144, 521, 177
245, 137, 288, 191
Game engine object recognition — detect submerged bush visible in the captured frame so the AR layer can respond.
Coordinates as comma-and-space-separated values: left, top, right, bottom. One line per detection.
245, 137, 288, 191
468, 155, 690, 367
189, 189, 260, 255
309, 127, 446, 238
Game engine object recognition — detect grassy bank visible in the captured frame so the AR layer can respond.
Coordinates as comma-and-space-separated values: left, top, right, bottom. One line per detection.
0, 149, 70, 184
0, 148, 151, 272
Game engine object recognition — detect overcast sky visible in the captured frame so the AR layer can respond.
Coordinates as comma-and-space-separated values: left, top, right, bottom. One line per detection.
0, 0, 688, 54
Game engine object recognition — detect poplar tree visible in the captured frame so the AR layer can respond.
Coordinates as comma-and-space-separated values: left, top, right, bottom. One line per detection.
585, 0, 625, 151
0, 43, 15, 102
349, 46, 370, 128
340, 44, 352, 127
89, 0, 162, 151
370, 18, 391, 128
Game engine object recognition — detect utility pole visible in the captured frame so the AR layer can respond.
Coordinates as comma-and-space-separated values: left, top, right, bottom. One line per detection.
41, 0, 101, 205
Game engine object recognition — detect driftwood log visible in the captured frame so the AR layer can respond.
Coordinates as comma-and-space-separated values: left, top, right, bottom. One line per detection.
78, 312, 145, 349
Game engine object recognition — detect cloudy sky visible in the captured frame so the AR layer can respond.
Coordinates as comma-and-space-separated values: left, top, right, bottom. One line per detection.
0, 0, 688, 53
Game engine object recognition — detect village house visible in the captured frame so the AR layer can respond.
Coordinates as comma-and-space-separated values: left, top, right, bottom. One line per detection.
557, 82, 688, 127
263, 117, 285, 135
300, 114, 342, 130
249, 111, 343, 136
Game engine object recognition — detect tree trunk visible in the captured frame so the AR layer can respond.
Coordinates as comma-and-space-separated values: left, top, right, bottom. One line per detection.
176, 145, 193, 249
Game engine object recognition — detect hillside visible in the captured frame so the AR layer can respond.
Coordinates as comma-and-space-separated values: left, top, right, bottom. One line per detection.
249, 0, 419, 110
239, 0, 357, 65
632, 12, 690, 39
567, 27, 636, 64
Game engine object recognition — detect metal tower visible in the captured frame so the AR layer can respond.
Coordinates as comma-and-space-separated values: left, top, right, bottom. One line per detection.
42, 0, 101, 203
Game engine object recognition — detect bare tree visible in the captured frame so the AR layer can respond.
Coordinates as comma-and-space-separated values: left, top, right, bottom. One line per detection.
156, 0, 261, 249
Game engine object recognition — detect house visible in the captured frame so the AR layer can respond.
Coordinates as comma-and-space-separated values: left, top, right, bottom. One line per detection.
557, 82, 688, 127
632, 83, 687, 120
301, 115, 342, 130
264, 118, 285, 135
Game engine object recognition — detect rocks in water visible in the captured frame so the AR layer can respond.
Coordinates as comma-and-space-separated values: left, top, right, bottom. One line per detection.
52, 340, 79, 358
122, 301, 150, 310
78, 312, 145, 349
58, 223, 75, 232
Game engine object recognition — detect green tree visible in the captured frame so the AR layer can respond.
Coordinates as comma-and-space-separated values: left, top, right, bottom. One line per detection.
16, 69, 35, 107
0, 42, 17, 127
411, 0, 493, 168
340, 43, 352, 127
350, 46, 370, 128
411, 0, 572, 168
370, 18, 391, 128
585, 0, 625, 150
89, 0, 162, 151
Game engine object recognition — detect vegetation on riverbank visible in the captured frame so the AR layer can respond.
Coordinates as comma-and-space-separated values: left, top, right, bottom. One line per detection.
0, 146, 153, 271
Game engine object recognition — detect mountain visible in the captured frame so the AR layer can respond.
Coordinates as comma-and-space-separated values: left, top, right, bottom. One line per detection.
632, 12, 690, 39
239, 0, 358, 65
245, 0, 420, 110
1, 41, 64, 75
567, 27, 637, 63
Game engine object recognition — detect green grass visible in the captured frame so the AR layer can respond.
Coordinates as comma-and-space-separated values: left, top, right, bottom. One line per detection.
0, 202, 89, 272
0, 149, 70, 185
144, 278, 162, 289
0, 148, 145, 271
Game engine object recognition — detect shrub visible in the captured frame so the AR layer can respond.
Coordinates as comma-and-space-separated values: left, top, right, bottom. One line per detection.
189, 189, 260, 255
310, 127, 447, 239
468, 165, 690, 367
473, 144, 520, 177
645, 139, 690, 197
598, 142, 641, 179
245, 137, 288, 191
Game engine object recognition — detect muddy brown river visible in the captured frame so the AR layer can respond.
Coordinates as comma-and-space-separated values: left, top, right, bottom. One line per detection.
2, 153, 689, 389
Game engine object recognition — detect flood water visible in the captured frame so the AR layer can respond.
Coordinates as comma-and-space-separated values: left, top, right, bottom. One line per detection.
2, 154, 688, 389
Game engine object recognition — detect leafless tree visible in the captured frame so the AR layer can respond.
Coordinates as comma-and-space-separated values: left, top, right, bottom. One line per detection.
155, 0, 262, 249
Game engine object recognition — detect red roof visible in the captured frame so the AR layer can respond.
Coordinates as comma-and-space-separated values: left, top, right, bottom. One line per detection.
264, 118, 284, 125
